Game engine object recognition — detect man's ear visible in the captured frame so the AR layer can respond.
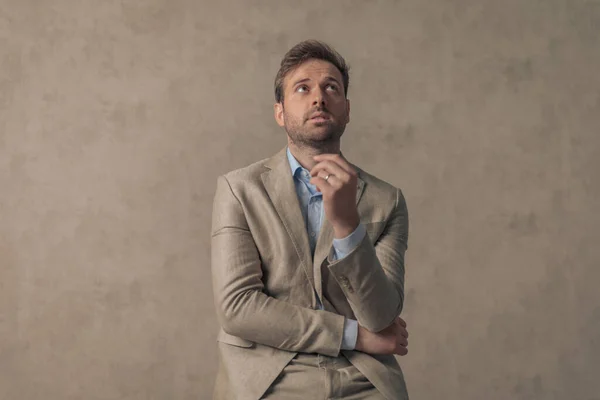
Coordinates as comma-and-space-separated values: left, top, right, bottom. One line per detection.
274, 103, 285, 127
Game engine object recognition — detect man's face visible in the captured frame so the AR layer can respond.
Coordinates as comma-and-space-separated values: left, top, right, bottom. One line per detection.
274, 59, 350, 148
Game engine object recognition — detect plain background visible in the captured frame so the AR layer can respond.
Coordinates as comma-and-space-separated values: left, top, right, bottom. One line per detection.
1, 0, 599, 399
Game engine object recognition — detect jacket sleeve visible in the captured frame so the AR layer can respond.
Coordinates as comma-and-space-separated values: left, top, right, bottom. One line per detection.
211, 175, 346, 357
326, 187, 409, 332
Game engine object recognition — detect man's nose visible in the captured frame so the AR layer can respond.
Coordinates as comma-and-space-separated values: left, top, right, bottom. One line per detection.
312, 88, 326, 107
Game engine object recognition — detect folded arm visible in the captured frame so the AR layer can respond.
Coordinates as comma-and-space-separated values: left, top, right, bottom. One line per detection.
326, 188, 409, 332
331, 224, 366, 349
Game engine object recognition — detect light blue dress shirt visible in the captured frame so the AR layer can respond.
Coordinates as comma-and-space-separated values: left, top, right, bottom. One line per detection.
286, 147, 366, 350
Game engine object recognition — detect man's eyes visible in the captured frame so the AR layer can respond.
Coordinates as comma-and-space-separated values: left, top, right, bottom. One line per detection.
296, 84, 339, 92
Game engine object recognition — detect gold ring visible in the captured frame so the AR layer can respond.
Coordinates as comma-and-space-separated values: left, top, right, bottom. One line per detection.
324, 174, 331, 181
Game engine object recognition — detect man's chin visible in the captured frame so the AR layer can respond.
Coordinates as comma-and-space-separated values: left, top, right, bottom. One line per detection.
286, 124, 344, 145
304, 132, 343, 146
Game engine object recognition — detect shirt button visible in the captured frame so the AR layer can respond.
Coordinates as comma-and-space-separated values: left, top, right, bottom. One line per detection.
310, 232, 316, 238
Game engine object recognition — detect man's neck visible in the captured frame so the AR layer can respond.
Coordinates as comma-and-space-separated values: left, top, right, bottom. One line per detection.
287, 142, 341, 171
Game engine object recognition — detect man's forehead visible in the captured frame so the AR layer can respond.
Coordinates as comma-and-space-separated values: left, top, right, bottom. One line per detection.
286, 60, 342, 84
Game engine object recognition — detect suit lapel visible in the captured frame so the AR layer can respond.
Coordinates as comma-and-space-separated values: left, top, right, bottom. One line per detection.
261, 147, 368, 308
261, 147, 314, 289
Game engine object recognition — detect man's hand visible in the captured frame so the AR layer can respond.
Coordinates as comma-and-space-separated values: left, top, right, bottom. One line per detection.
355, 317, 409, 356
309, 153, 360, 239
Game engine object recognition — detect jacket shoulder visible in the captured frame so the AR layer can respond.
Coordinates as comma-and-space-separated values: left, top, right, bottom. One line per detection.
220, 157, 270, 187
356, 165, 405, 205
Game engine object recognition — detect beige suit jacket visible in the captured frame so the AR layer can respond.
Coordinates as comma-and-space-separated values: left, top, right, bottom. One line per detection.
211, 146, 410, 400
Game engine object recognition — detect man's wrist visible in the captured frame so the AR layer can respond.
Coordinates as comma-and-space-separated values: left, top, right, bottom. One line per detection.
355, 324, 365, 352
332, 216, 360, 239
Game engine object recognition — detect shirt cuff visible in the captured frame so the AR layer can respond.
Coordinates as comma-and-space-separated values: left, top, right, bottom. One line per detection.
332, 223, 366, 261
341, 318, 359, 350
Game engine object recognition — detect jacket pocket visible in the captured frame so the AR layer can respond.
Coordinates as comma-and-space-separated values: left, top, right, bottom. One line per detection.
216, 329, 255, 348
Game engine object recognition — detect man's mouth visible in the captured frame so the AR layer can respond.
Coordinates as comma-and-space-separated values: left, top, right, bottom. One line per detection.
309, 112, 330, 121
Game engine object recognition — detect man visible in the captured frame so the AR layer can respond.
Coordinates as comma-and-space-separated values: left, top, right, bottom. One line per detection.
211, 39, 410, 400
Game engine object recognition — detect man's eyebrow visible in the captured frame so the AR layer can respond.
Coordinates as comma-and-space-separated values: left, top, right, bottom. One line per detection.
323, 76, 341, 85
291, 76, 342, 87
292, 78, 311, 87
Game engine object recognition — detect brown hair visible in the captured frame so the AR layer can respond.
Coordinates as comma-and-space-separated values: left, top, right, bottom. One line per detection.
274, 39, 350, 104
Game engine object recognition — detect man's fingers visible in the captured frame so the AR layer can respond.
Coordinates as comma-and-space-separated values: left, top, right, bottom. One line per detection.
309, 176, 326, 193
310, 160, 351, 182
397, 317, 407, 328
398, 336, 408, 347
396, 346, 408, 356
398, 326, 409, 339
313, 154, 357, 176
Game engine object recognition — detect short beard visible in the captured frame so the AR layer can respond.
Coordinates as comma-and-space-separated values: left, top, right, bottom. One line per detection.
283, 110, 346, 152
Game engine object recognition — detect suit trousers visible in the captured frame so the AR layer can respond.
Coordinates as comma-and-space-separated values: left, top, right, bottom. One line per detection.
261, 352, 386, 400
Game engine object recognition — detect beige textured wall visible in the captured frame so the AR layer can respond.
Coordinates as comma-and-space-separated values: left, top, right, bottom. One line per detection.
1, 1, 598, 399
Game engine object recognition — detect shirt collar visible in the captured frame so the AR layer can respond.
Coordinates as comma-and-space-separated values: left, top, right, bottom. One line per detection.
286, 147, 322, 196
286, 146, 305, 177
